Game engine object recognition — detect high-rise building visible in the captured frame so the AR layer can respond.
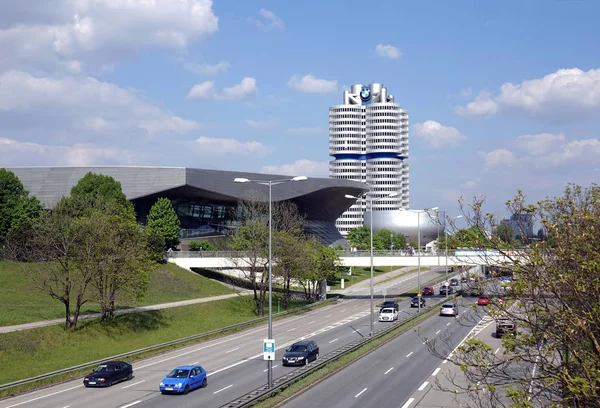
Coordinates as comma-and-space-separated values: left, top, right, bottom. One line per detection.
329, 83, 409, 235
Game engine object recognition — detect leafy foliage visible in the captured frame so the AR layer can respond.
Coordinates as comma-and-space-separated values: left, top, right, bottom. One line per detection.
147, 197, 181, 250
346, 226, 407, 250
426, 184, 600, 407
0, 169, 43, 249
189, 240, 218, 251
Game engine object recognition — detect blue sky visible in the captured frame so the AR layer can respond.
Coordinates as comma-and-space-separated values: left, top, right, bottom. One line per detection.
1, 0, 599, 220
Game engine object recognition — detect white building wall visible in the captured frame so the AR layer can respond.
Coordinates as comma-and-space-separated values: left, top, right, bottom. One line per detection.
329, 83, 410, 235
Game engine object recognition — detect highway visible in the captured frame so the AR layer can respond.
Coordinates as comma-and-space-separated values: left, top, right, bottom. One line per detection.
281, 297, 487, 408
0, 266, 454, 408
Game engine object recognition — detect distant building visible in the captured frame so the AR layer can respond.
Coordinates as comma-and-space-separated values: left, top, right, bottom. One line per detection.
501, 213, 535, 239
329, 82, 410, 236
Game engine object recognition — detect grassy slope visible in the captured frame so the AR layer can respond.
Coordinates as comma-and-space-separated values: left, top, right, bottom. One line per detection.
0, 261, 235, 326
0, 295, 316, 385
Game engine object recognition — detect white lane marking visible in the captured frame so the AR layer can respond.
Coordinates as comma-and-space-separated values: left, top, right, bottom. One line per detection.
3, 385, 81, 407
418, 381, 429, 391
355, 388, 368, 398
406, 352, 413, 358
213, 384, 233, 394
495, 348, 500, 354
286, 328, 296, 332
435, 330, 441, 334
121, 402, 142, 408
446, 322, 451, 326
122, 380, 145, 389
432, 367, 441, 376
329, 338, 339, 344
325, 315, 332, 318
401, 398, 415, 408
442, 359, 448, 364
62, 406, 70, 408
263, 365, 278, 372
384, 367, 393, 375
226, 347, 240, 353
308, 321, 315, 324
352, 328, 360, 333
340, 309, 346, 312
191, 361, 198, 365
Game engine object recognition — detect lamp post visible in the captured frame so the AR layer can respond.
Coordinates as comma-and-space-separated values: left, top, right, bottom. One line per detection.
345, 191, 398, 337
401, 207, 438, 312
443, 214, 463, 298
234, 175, 308, 389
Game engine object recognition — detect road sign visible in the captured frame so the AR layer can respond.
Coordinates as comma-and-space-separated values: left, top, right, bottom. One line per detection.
263, 339, 275, 361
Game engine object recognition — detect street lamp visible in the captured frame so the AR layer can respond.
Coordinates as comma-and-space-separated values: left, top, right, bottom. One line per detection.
345, 190, 398, 337
401, 207, 438, 312
234, 175, 308, 389
440, 213, 463, 298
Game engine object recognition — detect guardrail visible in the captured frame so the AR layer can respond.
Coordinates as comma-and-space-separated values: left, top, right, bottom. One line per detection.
220, 296, 455, 408
0, 297, 338, 392
169, 250, 453, 258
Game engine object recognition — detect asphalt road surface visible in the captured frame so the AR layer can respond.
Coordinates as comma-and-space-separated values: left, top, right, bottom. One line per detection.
280, 297, 487, 408
0, 267, 453, 408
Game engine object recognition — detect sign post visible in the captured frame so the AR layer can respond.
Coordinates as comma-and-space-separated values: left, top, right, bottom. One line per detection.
263, 339, 275, 361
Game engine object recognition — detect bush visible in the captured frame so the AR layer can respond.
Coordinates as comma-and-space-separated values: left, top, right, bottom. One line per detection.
189, 240, 217, 251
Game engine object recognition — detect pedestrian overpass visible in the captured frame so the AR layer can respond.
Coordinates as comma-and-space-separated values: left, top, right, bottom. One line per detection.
169, 250, 521, 270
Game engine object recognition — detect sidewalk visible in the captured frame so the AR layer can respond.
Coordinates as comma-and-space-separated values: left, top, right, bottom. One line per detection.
0, 291, 251, 334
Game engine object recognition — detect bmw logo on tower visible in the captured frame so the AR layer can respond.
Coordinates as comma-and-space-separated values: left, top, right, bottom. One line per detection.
360, 86, 371, 102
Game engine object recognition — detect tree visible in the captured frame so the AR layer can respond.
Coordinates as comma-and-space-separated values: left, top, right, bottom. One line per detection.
424, 185, 600, 407
492, 223, 516, 247
69, 172, 131, 210
7, 197, 95, 330
0, 169, 43, 249
147, 198, 181, 250
346, 226, 370, 250
189, 240, 218, 251
373, 229, 407, 251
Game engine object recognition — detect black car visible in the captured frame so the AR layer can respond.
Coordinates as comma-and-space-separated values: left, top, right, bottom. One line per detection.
496, 319, 517, 337
379, 301, 399, 311
410, 297, 426, 308
282, 341, 319, 366
439, 285, 454, 295
83, 361, 133, 387
449, 278, 459, 286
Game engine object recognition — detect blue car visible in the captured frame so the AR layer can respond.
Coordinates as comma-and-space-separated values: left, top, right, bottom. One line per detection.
159, 365, 208, 394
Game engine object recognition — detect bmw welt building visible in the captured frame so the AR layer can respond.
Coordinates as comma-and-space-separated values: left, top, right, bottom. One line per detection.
6, 167, 368, 248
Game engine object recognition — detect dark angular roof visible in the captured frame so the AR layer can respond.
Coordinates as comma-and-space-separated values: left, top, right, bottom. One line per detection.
6, 166, 367, 222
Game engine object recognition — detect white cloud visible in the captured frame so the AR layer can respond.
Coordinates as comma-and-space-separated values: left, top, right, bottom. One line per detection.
0, 70, 200, 142
287, 74, 338, 93
183, 60, 230, 75
515, 133, 566, 156
412, 120, 467, 148
480, 133, 600, 170
0, 0, 219, 74
0, 137, 133, 166
460, 88, 473, 97
374, 44, 401, 60
187, 77, 257, 101
249, 9, 284, 31
285, 127, 327, 135
244, 119, 276, 129
456, 68, 600, 122
191, 136, 272, 157
480, 149, 517, 168
261, 159, 329, 177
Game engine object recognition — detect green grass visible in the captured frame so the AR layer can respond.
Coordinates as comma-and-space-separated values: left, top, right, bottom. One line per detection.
251, 301, 443, 408
327, 265, 408, 290
0, 261, 235, 326
0, 294, 316, 387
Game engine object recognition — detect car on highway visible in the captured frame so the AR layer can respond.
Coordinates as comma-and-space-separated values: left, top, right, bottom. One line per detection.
159, 365, 207, 394
83, 361, 133, 387
440, 303, 459, 316
495, 319, 517, 337
379, 307, 399, 322
450, 278, 459, 286
422, 286, 435, 296
477, 296, 491, 306
379, 300, 399, 311
282, 340, 319, 366
439, 285, 454, 295
410, 296, 426, 308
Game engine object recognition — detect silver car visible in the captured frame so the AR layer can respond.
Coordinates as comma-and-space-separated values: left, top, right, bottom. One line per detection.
440, 303, 458, 316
